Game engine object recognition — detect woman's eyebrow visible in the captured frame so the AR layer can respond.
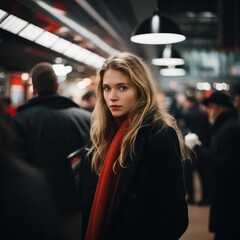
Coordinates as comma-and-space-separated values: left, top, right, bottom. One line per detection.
103, 82, 130, 86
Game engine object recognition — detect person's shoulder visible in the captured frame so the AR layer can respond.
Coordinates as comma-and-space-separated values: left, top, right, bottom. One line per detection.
142, 119, 178, 143
71, 105, 92, 118
222, 117, 240, 135
151, 119, 176, 133
151, 121, 177, 142
16, 100, 35, 113
142, 121, 180, 157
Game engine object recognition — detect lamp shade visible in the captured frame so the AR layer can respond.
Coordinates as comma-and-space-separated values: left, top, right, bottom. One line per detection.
152, 44, 185, 66
131, 9, 186, 45
160, 66, 186, 76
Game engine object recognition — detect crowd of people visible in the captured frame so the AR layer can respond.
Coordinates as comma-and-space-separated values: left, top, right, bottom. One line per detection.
180, 94, 211, 206
1, 52, 240, 240
171, 89, 240, 239
185, 91, 240, 240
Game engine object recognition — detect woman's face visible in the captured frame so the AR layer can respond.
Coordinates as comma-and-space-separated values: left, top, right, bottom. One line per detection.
103, 69, 138, 124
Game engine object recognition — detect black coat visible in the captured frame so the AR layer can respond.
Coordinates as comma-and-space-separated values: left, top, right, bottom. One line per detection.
80, 121, 188, 240
0, 151, 62, 240
11, 93, 91, 215
183, 104, 210, 146
196, 111, 240, 238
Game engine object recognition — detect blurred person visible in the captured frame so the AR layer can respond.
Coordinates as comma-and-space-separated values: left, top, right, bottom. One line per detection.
233, 92, 240, 121
0, 97, 62, 240
11, 62, 91, 240
185, 91, 240, 240
3, 96, 17, 116
168, 92, 182, 119
0, 96, 16, 124
169, 92, 186, 130
80, 89, 96, 112
80, 52, 190, 240
0, 96, 11, 124
181, 94, 211, 205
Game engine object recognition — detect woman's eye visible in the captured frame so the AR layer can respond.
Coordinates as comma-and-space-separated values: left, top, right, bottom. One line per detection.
103, 86, 110, 91
119, 86, 127, 91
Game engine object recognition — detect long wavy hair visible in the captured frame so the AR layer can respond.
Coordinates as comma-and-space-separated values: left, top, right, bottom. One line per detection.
88, 52, 189, 174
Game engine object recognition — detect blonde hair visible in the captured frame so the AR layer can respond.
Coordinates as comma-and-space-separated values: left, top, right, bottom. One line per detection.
88, 52, 189, 174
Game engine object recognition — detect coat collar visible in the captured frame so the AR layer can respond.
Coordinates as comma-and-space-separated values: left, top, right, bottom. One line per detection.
17, 93, 80, 112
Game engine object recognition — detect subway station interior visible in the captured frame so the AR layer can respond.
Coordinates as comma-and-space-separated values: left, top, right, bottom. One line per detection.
1, 0, 240, 106
1, 1, 240, 239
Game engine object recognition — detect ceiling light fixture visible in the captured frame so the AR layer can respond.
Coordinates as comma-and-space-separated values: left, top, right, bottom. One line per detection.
152, 44, 185, 66
19, 23, 44, 41
160, 66, 186, 77
51, 38, 71, 53
34, 1, 120, 55
0, 9, 7, 21
0, 8, 106, 69
35, 31, 59, 48
131, 5, 185, 45
0, 14, 28, 34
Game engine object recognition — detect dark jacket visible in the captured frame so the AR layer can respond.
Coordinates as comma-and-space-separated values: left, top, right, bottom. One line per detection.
0, 151, 62, 240
11, 93, 91, 215
80, 120, 188, 240
196, 111, 240, 238
183, 104, 210, 146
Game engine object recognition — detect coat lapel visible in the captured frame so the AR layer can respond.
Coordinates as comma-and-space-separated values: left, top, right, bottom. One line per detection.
108, 134, 147, 221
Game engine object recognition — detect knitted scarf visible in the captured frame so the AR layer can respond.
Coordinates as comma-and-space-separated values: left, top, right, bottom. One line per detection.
85, 119, 129, 240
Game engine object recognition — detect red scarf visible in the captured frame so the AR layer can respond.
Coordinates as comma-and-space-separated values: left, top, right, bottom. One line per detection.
85, 120, 129, 240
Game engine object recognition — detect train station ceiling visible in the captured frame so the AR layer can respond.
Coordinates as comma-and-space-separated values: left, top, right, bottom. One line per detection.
0, 0, 240, 90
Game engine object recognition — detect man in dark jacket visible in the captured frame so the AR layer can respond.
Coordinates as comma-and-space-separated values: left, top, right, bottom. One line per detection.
11, 62, 91, 240
186, 91, 240, 240
182, 94, 211, 205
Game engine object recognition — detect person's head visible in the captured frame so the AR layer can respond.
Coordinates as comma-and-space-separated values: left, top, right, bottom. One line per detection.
30, 62, 59, 95
182, 95, 198, 110
94, 52, 159, 126
201, 91, 234, 125
89, 52, 189, 173
81, 90, 96, 111
233, 94, 240, 109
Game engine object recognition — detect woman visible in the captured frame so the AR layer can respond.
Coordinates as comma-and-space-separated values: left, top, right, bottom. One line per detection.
80, 52, 189, 240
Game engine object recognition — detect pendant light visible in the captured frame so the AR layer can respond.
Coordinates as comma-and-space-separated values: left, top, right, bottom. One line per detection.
160, 66, 186, 77
152, 44, 185, 66
130, 4, 185, 45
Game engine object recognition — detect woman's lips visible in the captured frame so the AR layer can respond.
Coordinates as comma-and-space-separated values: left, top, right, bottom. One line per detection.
110, 105, 121, 110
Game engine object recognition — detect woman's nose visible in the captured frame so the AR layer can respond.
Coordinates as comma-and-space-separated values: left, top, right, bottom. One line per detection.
109, 90, 119, 101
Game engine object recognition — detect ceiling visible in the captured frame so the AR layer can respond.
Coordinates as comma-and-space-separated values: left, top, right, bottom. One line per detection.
0, 0, 240, 91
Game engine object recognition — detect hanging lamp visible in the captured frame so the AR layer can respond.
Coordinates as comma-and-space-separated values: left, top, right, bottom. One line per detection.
160, 65, 186, 76
130, 5, 185, 45
152, 44, 185, 66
